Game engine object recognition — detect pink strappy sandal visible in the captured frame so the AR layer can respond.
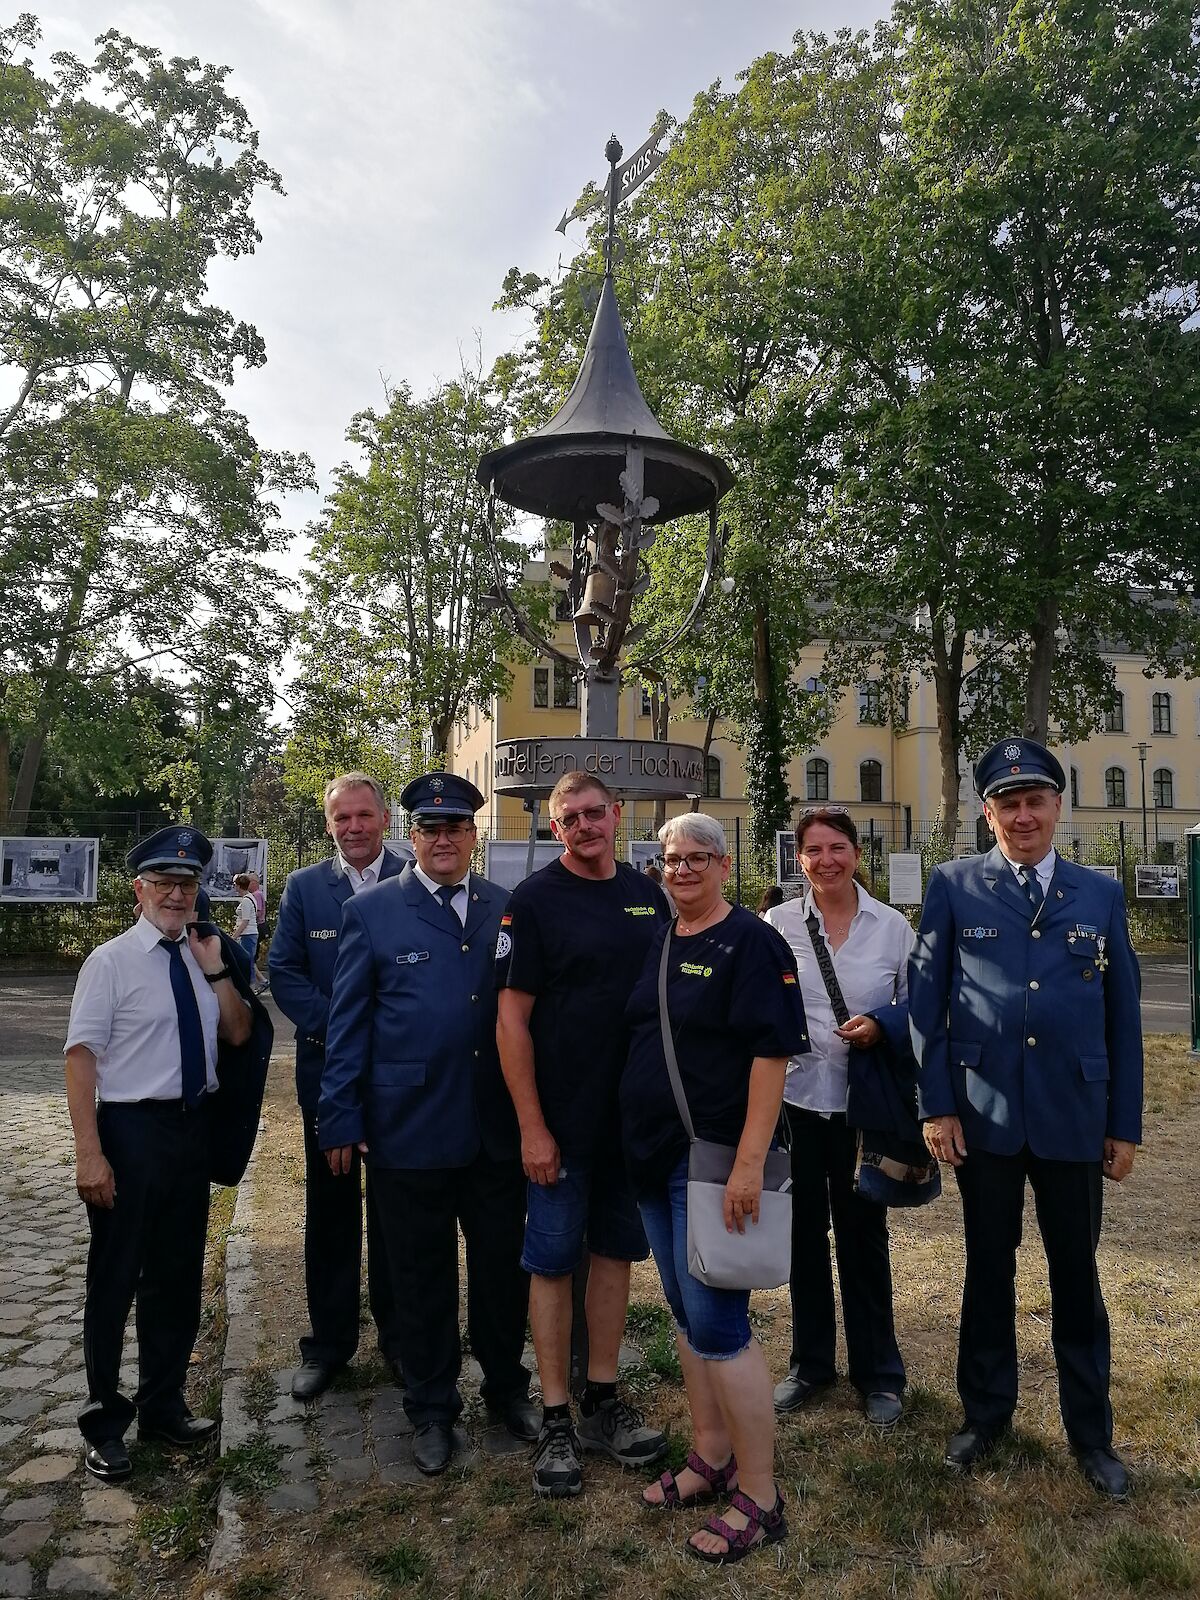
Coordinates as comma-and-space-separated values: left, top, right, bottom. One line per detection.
641, 1449, 738, 1510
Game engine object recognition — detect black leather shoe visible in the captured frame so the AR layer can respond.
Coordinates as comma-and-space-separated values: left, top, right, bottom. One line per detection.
84, 1439, 131, 1481
138, 1415, 217, 1448
412, 1421, 454, 1475
864, 1391, 904, 1429
1075, 1446, 1130, 1500
773, 1371, 832, 1415
487, 1396, 541, 1442
291, 1360, 338, 1401
945, 1425, 1003, 1470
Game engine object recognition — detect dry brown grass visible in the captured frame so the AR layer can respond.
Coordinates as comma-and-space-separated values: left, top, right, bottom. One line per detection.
194, 1038, 1199, 1600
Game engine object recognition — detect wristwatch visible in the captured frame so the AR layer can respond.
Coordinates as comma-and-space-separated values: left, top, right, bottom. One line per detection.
203, 967, 232, 984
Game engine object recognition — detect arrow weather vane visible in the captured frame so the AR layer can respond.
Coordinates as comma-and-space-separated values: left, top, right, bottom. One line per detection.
554, 125, 668, 268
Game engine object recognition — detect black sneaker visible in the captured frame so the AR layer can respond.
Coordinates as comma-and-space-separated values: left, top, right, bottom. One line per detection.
532, 1419, 583, 1498
577, 1396, 667, 1467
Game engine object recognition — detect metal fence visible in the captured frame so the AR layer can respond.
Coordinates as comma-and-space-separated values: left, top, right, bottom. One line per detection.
0, 808, 1188, 962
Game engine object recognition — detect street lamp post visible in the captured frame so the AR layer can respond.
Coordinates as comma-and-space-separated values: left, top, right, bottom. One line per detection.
1136, 741, 1149, 858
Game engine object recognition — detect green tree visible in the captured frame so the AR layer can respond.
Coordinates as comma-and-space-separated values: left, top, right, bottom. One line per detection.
0, 16, 313, 831
294, 373, 538, 785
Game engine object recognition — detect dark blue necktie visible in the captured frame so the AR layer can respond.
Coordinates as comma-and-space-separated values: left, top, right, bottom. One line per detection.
437, 884, 461, 925
1017, 865, 1043, 910
161, 938, 207, 1107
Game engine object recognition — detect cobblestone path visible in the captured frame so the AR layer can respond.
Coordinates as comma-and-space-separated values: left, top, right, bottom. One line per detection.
0, 1061, 137, 1598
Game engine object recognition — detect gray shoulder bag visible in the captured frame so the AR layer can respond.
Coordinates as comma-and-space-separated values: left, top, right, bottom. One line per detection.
657, 927, 793, 1291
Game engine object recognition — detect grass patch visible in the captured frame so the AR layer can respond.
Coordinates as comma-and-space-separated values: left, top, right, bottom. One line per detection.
239, 1363, 279, 1424
366, 1537, 431, 1588
624, 1301, 681, 1384
221, 1435, 283, 1496
137, 1470, 220, 1562
1095, 1528, 1197, 1591
228, 1569, 283, 1600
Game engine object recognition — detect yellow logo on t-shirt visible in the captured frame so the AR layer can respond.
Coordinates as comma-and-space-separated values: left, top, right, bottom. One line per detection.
625, 905, 657, 916
679, 961, 713, 978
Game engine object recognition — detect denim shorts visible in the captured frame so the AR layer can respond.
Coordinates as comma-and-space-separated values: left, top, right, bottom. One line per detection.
521, 1153, 650, 1277
638, 1157, 752, 1360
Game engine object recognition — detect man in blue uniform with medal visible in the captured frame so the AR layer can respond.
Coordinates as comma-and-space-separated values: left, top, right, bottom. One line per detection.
909, 737, 1142, 1499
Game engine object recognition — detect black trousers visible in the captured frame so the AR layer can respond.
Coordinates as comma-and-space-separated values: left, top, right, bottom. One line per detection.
79, 1101, 210, 1445
955, 1146, 1111, 1450
370, 1153, 530, 1427
784, 1105, 906, 1395
300, 1107, 399, 1367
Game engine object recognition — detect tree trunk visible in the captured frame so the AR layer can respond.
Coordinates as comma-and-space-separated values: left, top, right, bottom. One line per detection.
1022, 592, 1059, 743
929, 619, 966, 854
691, 706, 718, 814
0, 723, 9, 832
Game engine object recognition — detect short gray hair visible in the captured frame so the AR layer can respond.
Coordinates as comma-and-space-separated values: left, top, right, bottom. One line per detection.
323, 772, 388, 815
658, 812, 728, 857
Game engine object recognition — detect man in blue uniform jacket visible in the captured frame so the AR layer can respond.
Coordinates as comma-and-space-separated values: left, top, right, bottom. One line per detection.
909, 737, 1142, 1499
319, 772, 536, 1475
268, 772, 412, 1400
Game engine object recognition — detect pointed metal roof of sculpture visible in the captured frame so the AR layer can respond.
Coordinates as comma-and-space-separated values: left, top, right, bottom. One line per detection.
477, 273, 733, 522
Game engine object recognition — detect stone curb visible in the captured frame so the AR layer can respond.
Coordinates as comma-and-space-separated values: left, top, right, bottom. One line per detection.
203, 1134, 261, 1598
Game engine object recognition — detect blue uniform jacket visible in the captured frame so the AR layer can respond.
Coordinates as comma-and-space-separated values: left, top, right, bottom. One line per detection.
268, 848, 409, 1110
908, 848, 1143, 1161
317, 866, 518, 1169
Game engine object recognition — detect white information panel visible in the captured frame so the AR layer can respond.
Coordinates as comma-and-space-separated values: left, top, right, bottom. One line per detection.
484, 839, 562, 892
0, 837, 99, 902
887, 853, 924, 906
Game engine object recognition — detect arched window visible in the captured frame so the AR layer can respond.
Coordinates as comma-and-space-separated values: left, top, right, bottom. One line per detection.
860, 759, 882, 802
704, 754, 721, 799
1105, 767, 1126, 807
1070, 766, 1079, 807
1152, 692, 1172, 734
1103, 693, 1124, 734
806, 757, 830, 802
1153, 768, 1174, 809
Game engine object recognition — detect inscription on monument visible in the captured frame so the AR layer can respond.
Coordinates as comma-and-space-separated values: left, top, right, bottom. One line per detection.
493, 738, 705, 798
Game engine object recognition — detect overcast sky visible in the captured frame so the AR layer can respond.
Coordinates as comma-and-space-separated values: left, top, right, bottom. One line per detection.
40, 1, 886, 538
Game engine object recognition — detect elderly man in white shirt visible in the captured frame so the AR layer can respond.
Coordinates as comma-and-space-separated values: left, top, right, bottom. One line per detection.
765, 806, 915, 1430
65, 825, 250, 1482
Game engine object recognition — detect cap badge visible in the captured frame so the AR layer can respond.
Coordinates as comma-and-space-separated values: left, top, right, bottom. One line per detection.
1004, 744, 1021, 761
430, 777, 444, 792
178, 830, 193, 844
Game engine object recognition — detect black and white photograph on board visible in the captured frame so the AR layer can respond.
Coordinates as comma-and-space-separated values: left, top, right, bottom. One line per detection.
0, 837, 99, 902
201, 838, 269, 901
1135, 863, 1180, 899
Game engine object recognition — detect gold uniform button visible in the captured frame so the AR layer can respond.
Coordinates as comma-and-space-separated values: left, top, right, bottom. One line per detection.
1082, 969, 1094, 981
1027, 1035, 1037, 1047
1029, 980, 1039, 991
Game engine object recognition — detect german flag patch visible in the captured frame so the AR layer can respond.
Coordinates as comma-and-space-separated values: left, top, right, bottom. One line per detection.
500, 913, 512, 927
782, 972, 797, 985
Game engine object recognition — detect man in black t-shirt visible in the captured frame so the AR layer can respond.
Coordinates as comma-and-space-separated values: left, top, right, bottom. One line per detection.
496, 772, 669, 1498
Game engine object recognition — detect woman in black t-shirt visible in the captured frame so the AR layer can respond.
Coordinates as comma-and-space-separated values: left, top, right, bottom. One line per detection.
620, 814, 808, 1565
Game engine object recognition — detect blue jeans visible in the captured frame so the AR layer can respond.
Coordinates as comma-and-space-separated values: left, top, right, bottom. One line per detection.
521, 1153, 649, 1277
238, 933, 258, 966
638, 1157, 752, 1360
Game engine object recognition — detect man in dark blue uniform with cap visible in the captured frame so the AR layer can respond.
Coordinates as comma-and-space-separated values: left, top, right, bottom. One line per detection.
65, 826, 252, 1481
909, 737, 1142, 1499
319, 772, 536, 1475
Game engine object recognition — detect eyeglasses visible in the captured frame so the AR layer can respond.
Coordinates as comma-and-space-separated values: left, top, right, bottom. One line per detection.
657, 851, 720, 874
413, 821, 475, 840
552, 803, 610, 831
141, 876, 199, 898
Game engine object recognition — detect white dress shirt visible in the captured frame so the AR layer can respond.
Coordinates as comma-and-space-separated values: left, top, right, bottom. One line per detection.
1001, 846, 1056, 895
412, 864, 471, 926
766, 883, 915, 1114
64, 915, 221, 1101
339, 848, 387, 893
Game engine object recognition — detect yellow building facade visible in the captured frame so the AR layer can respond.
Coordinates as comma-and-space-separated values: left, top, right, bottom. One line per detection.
451, 618, 1200, 858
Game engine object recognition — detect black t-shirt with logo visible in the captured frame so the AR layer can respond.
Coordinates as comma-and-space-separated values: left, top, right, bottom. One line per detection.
620, 905, 809, 1190
495, 857, 670, 1159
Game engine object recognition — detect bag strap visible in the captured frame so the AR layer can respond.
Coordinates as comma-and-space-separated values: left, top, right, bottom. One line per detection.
657, 926, 698, 1144
805, 909, 852, 1026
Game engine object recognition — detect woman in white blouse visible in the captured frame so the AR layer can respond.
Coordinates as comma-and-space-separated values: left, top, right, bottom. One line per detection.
764, 807, 914, 1431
